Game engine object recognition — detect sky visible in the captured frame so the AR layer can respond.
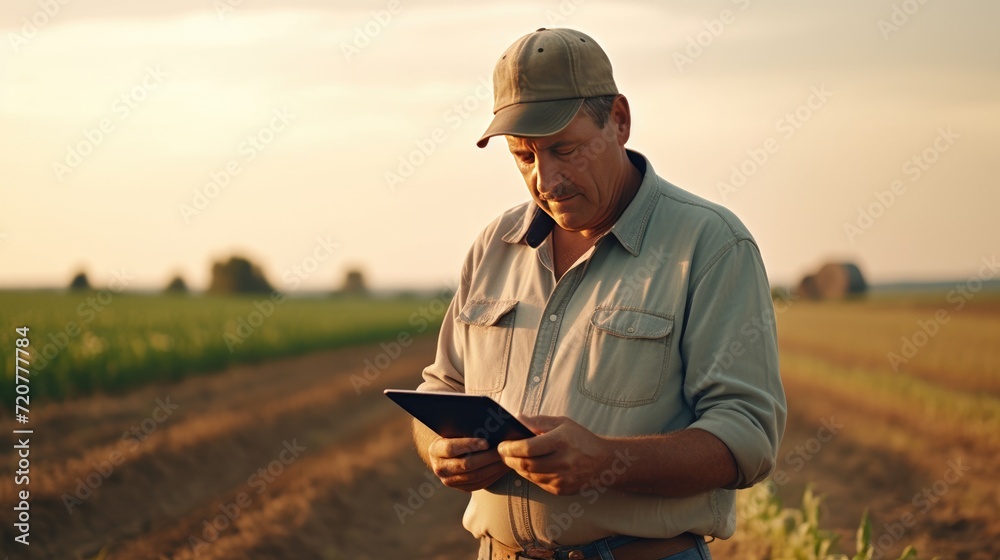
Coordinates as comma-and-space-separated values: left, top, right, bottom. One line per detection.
1, 0, 997, 292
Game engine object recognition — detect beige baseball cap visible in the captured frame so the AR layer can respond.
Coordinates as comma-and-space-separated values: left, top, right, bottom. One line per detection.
477, 28, 618, 148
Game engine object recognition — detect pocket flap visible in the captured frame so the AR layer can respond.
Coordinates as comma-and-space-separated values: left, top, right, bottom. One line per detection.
590, 308, 672, 339
458, 299, 518, 327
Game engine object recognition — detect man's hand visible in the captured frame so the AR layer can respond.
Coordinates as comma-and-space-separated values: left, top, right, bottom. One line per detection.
423, 433, 511, 493
497, 415, 613, 496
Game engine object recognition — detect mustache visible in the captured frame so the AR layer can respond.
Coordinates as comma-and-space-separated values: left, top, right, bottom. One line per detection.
538, 183, 577, 201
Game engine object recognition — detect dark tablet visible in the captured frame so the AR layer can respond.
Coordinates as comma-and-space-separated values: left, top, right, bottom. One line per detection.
383, 389, 535, 448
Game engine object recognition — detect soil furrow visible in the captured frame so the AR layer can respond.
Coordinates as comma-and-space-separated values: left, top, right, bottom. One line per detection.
0, 336, 438, 559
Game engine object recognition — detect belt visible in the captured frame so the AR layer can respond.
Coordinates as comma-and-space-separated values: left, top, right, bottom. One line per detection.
488, 533, 701, 560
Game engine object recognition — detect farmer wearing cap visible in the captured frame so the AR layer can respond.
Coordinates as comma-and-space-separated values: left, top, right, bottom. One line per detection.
413, 28, 785, 560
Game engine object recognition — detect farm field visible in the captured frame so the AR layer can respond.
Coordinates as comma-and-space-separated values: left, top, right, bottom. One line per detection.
0, 290, 450, 404
714, 294, 1000, 559
0, 292, 997, 559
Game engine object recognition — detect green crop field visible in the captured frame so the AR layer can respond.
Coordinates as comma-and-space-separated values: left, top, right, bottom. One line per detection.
0, 290, 449, 405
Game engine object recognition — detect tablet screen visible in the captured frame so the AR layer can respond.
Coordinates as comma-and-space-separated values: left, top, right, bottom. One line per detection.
384, 389, 535, 448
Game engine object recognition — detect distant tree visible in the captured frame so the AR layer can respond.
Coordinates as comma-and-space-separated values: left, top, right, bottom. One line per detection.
795, 262, 867, 300
69, 271, 91, 290
795, 274, 819, 300
338, 267, 369, 296
815, 262, 867, 299
207, 256, 273, 295
164, 275, 189, 294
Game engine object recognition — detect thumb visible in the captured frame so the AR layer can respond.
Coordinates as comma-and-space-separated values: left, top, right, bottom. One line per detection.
517, 415, 567, 435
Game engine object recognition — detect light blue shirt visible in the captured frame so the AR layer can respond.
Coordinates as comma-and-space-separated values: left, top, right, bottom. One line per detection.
419, 149, 786, 547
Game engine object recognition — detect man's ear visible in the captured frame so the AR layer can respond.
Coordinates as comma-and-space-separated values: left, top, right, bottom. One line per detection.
609, 94, 632, 145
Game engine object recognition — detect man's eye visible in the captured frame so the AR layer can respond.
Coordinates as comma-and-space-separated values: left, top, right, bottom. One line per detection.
518, 153, 535, 164
555, 147, 577, 157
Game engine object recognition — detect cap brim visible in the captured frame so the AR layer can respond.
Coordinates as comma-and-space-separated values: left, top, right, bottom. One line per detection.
476, 98, 584, 148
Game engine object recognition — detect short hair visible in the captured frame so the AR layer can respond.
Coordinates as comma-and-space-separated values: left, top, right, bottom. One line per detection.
580, 95, 617, 129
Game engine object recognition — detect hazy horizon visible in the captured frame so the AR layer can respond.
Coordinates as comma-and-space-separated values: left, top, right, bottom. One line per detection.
2, 1, 997, 292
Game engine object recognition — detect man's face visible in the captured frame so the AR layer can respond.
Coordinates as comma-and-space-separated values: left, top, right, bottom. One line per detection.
505, 98, 632, 236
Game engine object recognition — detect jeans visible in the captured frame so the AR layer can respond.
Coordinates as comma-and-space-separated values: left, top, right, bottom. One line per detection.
654, 536, 712, 560
478, 535, 713, 560
587, 535, 713, 560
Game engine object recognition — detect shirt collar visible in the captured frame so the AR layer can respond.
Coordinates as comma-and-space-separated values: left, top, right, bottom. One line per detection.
501, 149, 658, 257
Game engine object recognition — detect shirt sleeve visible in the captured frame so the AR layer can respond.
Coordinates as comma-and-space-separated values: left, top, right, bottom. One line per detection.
681, 238, 787, 489
416, 236, 477, 394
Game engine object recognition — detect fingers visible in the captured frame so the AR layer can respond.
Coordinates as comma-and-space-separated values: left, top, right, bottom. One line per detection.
439, 460, 510, 492
434, 448, 504, 478
498, 429, 560, 459
428, 437, 506, 487
500, 452, 563, 476
422, 418, 582, 493
517, 415, 566, 434
499, 415, 572, 457
428, 436, 487, 459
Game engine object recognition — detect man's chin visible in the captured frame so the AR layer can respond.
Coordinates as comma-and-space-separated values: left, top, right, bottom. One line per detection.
541, 206, 590, 232
553, 216, 586, 232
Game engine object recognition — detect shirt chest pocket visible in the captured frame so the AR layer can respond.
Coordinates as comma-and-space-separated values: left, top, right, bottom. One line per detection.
578, 307, 674, 407
457, 299, 518, 396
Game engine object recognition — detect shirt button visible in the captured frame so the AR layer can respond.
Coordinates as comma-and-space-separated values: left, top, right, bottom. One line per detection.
514, 479, 522, 487
627, 326, 635, 333
532, 375, 541, 383
549, 314, 558, 322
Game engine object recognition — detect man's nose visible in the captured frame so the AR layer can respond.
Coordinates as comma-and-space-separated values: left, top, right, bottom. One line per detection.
535, 155, 568, 198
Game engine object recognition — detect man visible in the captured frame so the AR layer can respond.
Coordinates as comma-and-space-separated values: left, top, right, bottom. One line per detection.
413, 28, 785, 560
